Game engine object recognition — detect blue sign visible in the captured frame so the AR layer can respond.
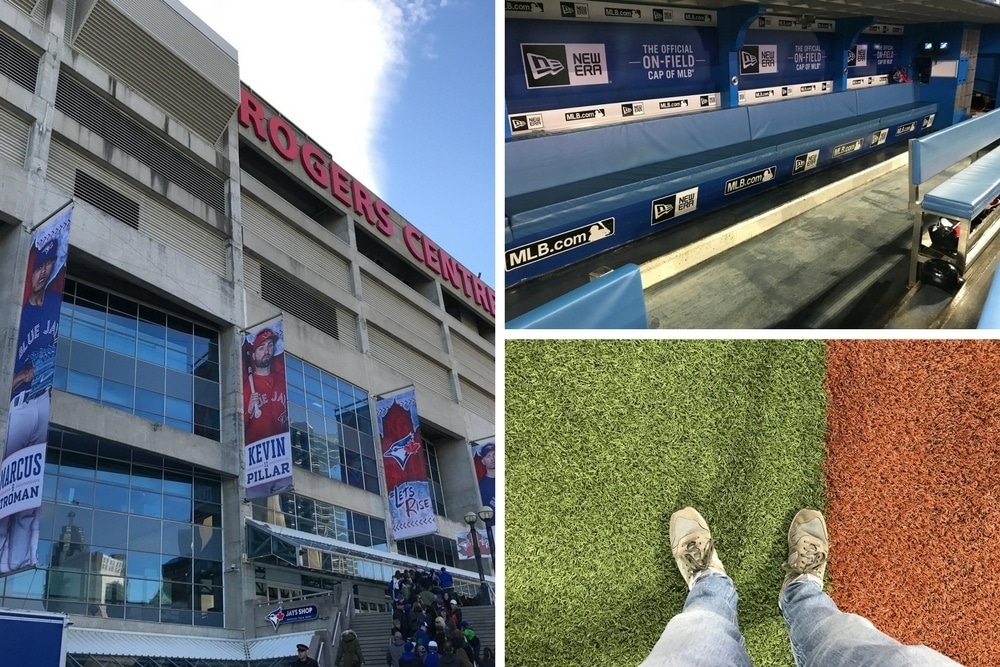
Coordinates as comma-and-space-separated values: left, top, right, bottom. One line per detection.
738, 30, 836, 87
266, 604, 319, 631
506, 20, 718, 113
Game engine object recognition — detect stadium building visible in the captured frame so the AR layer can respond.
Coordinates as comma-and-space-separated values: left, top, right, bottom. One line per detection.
0, 0, 496, 664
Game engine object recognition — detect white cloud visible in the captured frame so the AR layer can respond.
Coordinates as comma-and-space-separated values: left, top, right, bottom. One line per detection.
179, 0, 442, 193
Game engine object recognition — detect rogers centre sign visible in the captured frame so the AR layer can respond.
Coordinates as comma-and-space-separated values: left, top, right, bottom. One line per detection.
239, 88, 495, 318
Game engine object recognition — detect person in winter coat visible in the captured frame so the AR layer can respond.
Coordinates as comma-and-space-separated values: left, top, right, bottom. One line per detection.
422, 641, 441, 667
336, 629, 365, 667
387, 631, 406, 667
399, 641, 423, 667
437, 641, 471, 667
449, 628, 475, 667
415, 621, 432, 649
480, 647, 495, 667
460, 622, 480, 665
291, 643, 319, 667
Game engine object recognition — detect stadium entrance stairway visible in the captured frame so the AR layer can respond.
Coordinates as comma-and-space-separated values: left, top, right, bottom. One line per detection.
349, 605, 497, 665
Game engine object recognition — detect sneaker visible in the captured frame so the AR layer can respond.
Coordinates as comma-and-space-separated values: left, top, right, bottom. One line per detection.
669, 507, 726, 589
780, 509, 829, 601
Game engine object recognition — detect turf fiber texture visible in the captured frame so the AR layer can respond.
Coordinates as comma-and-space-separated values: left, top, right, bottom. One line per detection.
505, 340, 828, 667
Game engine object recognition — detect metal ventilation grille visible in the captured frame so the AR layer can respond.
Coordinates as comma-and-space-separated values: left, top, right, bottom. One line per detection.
55, 73, 226, 213
242, 253, 358, 351
240, 194, 352, 293
261, 264, 339, 340
29, 0, 46, 23
360, 271, 443, 352
450, 332, 494, 382
367, 326, 452, 399
0, 105, 30, 168
71, 0, 237, 143
0, 30, 40, 91
6, 0, 37, 18
459, 377, 494, 423
73, 169, 140, 228
46, 138, 228, 277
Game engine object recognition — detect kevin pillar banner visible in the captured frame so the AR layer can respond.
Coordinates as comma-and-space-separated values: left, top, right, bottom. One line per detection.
242, 320, 293, 499
0, 205, 72, 574
378, 389, 437, 539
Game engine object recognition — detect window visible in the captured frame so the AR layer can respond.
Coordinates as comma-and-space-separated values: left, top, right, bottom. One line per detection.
1, 429, 224, 627
284, 355, 379, 493
424, 436, 446, 516
54, 279, 221, 440
396, 534, 456, 569
250, 491, 387, 552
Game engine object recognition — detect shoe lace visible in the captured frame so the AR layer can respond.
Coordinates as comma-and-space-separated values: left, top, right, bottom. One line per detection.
680, 536, 715, 575
783, 536, 827, 576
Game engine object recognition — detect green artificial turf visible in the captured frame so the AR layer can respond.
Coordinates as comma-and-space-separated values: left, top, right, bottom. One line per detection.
505, 339, 828, 667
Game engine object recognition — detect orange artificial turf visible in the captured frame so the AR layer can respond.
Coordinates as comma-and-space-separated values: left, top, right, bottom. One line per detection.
824, 340, 1000, 666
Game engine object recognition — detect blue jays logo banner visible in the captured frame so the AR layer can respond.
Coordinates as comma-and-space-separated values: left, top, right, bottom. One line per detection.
378, 389, 436, 539
242, 320, 293, 500
0, 205, 72, 574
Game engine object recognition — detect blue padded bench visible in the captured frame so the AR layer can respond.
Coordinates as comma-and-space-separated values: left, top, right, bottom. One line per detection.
909, 107, 1000, 284
507, 264, 647, 329
506, 83, 936, 286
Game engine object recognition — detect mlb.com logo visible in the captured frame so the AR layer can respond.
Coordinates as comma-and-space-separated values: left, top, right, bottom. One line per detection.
521, 43, 610, 88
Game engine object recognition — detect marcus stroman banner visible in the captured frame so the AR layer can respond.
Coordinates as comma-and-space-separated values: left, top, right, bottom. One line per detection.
378, 389, 436, 540
0, 205, 72, 574
242, 320, 293, 500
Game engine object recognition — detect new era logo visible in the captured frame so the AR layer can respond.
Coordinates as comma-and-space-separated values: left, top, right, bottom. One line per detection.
741, 51, 758, 70
526, 53, 565, 79
655, 202, 674, 218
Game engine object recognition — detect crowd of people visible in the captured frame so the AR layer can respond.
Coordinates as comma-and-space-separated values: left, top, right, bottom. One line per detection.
382, 567, 494, 667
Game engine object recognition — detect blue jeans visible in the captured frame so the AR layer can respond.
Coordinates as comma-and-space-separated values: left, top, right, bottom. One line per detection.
641, 574, 960, 667
640, 573, 752, 667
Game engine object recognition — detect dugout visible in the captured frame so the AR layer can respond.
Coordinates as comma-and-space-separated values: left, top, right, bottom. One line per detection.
504, 0, 1000, 327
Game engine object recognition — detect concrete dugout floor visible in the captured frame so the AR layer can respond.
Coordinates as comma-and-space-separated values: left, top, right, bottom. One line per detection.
505, 143, 1000, 329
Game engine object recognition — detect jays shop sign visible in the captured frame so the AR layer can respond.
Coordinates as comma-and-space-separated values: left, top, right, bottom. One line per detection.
239, 88, 495, 318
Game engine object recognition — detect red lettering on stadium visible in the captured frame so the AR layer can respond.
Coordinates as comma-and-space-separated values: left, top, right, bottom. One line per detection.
239, 88, 495, 317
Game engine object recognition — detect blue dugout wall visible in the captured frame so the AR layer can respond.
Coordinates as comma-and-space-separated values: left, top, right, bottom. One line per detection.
504, 2, 979, 288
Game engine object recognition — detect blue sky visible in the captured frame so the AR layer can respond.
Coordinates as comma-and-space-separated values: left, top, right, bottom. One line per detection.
181, 0, 496, 287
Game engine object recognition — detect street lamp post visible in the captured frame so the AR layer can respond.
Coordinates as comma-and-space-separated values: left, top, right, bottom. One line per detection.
478, 506, 495, 570
464, 511, 490, 604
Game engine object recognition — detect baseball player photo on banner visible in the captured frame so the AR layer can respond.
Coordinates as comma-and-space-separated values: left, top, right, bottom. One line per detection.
377, 389, 437, 540
0, 204, 72, 574
242, 320, 293, 500
472, 439, 496, 523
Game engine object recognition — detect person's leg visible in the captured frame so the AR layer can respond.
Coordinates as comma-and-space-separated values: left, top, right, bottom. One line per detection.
641, 573, 752, 667
640, 507, 752, 667
780, 509, 961, 667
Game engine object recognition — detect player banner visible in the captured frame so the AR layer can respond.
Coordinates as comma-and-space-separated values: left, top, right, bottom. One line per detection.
1, 205, 72, 574
378, 389, 436, 540
242, 320, 293, 500
472, 439, 496, 524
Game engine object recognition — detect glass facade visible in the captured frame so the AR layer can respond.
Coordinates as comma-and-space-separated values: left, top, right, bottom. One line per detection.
0, 430, 225, 627
251, 492, 387, 550
285, 355, 379, 493
424, 436, 446, 516
54, 279, 222, 440
396, 533, 457, 568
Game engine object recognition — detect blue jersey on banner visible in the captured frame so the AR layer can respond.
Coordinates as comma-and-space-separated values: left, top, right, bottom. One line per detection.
12, 296, 61, 400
